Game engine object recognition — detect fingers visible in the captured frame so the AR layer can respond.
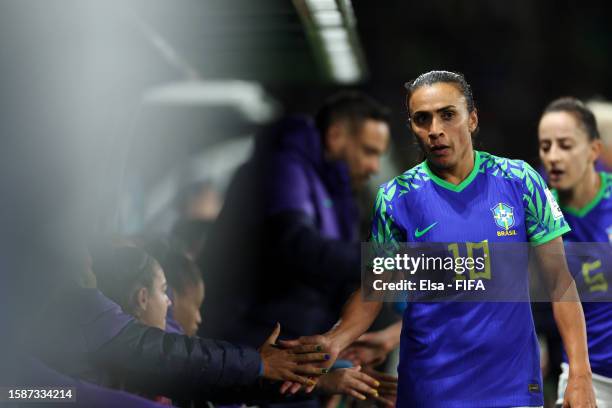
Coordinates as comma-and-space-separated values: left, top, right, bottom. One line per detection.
373, 394, 396, 407
293, 353, 330, 363
278, 339, 301, 348
279, 335, 325, 348
378, 382, 398, 394
352, 372, 380, 389
281, 343, 324, 354
279, 381, 293, 394
283, 371, 315, 387
305, 382, 317, 393
264, 322, 281, 345
289, 382, 302, 395
293, 344, 325, 354
346, 389, 367, 401
294, 365, 330, 376
373, 372, 398, 383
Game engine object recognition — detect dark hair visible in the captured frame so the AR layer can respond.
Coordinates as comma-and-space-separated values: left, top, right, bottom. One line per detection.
405, 70, 476, 114
145, 238, 202, 296
314, 91, 390, 138
543, 97, 600, 141
92, 245, 159, 315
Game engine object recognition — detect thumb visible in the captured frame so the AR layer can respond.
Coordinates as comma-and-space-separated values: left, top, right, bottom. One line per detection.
350, 365, 362, 372
264, 322, 281, 345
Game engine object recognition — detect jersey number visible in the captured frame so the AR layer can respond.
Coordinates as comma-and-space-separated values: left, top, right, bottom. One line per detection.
581, 260, 608, 293
448, 241, 491, 280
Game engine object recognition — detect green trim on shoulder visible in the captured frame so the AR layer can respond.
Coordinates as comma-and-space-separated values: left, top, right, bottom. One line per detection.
423, 150, 481, 193
530, 224, 571, 246
560, 172, 608, 218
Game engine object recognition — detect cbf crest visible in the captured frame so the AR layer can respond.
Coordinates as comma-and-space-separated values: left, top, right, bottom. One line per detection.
492, 203, 517, 236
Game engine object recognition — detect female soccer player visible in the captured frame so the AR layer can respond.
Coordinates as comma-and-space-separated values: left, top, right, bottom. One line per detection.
283, 71, 596, 407
539, 97, 612, 407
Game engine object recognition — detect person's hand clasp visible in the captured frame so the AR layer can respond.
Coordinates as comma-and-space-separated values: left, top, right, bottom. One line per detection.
276, 333, 340, 394
258, 324, 332, 386
339, 329, 395, 367
563, 373, 597, 408
317, 366, 381, 402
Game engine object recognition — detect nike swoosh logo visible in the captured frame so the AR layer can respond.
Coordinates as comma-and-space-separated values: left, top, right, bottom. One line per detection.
415, 222, 438, 238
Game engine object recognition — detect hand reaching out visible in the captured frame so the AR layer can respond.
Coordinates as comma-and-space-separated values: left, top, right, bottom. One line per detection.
317, 366, 395, 406
362, 367, 398, 406
277, 333, 341, 394
258, 323, 331, 385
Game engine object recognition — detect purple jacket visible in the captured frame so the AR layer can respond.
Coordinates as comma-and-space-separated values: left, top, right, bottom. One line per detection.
31, 288, 262, 401
200, 116, 361, 346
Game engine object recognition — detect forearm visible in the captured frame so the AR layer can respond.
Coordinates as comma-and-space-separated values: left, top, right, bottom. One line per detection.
325, 290, 383, 350
552, 298, 591, 377
379, 320, 402, 351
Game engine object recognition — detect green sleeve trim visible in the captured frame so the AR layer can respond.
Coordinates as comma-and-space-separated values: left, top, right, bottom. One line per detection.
529, 224, 571, 246
422, 150, 481, 193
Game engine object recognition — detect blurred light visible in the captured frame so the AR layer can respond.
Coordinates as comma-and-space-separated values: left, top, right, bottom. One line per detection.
143, 80, 279, 123
296, 0, 364, 84
329, 52, 360, 83
305, 0, 338, 11
320, 27, 348, 43
312, 10, 343, 26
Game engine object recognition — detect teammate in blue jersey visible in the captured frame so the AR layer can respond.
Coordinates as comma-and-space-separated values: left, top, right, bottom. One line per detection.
282, 71, 596, 408
538, 97, 612, 407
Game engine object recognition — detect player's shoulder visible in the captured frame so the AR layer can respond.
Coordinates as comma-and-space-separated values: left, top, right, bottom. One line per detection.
377, 161, 430, 203
477, 151, 542, 186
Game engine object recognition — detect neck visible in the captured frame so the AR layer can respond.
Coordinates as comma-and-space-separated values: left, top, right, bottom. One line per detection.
429, 149, 475, 185
558, 168, 601, 210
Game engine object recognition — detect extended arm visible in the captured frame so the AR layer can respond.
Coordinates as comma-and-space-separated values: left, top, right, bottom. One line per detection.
533, 237, 595, 407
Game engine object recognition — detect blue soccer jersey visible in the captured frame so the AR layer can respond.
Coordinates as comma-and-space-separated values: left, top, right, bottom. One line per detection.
558, 172, 612, 378
372, 151, 570, 407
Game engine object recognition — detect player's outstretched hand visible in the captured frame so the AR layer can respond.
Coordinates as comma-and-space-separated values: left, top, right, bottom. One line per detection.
362, 367, 398, 406
562, 374, 596, 408
258, 323, 331, 385
277, 333, 341, 394
317, 366, 387, 403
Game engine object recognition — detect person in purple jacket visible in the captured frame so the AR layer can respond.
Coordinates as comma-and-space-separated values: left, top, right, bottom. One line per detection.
199, 91, 390, 360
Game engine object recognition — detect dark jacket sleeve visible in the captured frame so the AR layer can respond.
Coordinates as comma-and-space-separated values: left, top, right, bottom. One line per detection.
94, 320, 262, 400
33, 289, 263, 402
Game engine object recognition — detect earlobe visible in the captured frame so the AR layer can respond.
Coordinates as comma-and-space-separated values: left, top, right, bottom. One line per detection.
136, 287, 149, 311
326, 123, 346, 155
591, 140, 603, 162
469, 110, 479, 133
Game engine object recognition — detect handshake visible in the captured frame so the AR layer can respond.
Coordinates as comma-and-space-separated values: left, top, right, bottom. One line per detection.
257, 323, 339, 388
257, 323, 397, 406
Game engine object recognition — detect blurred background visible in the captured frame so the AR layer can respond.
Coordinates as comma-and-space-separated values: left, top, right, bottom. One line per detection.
1, 0, 610, 236
0, 1, 610, 405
